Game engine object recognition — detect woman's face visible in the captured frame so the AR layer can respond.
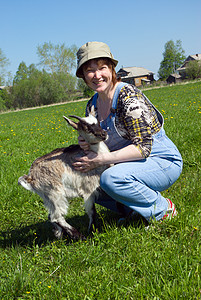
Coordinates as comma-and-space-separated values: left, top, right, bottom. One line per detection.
83, 60, 113, 94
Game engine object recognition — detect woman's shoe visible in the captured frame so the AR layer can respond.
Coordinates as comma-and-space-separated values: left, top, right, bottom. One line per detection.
162, 198, 177, 220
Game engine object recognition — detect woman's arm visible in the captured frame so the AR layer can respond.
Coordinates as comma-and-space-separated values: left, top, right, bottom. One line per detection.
102, 144, 143, 164
73, 144, 143, 172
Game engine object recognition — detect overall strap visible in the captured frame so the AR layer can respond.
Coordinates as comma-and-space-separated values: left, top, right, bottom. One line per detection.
91, 93, 98, 108
111, 82, 127, 109
85, 93, 98, 116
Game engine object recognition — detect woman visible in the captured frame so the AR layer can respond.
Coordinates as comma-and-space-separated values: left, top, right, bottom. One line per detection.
73, 41, 183, 222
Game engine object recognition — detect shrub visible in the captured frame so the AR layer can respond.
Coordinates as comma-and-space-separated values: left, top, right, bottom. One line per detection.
186, 60, 201, 80
0, 88, 12, 111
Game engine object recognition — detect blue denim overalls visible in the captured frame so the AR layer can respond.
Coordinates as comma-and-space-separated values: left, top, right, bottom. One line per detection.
91, 83, 183, 221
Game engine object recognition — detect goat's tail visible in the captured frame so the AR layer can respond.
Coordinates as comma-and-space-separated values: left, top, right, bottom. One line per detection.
18, 175, 34, 192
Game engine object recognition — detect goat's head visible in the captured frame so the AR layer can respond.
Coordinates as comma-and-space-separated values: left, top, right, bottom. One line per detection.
63, 109, 107, 144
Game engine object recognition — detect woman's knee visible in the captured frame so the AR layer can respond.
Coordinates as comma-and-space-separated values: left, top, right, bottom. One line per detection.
100, 168, 115, 193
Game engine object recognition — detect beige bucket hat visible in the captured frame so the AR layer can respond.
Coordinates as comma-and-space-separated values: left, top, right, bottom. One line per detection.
76, 41, 118, 77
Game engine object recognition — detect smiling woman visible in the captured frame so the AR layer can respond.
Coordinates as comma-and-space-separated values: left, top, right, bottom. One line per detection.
84, 61, 114, 91
83, 58, 119, 85
82, 59, 121, 121
74, 41, 183, 223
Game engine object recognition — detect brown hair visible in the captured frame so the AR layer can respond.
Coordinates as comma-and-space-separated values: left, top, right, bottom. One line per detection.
81, 58, 121, 85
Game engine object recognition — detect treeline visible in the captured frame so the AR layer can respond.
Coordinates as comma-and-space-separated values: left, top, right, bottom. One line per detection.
0, 67, 74, 110
0, 68, 93, 111
0, 42, 94, 112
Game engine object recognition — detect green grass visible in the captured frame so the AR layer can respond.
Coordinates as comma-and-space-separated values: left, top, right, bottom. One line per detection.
0, 82, 201, 299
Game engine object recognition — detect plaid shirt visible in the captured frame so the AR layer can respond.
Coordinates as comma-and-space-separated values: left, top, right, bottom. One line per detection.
86, 84, 162, 158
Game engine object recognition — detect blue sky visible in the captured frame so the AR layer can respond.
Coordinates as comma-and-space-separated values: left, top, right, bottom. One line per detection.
1, 0, 201, 80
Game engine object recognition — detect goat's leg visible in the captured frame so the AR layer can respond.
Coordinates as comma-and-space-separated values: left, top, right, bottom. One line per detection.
84, 190, 99, 232
49, 209, 86, 240
48, 214, 63, 239
53, 218, 85, 240
45, 193, 85, 240
48, 211, 86, 240
52, 222, 63, 239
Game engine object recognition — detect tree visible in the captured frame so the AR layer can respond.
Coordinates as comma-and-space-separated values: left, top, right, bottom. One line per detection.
13, 62, 28, 84
13, 62, 40, 84
158, 40, 186, 80
186, 60, 201, 80
55, 72, 77, 94
0, 88, 11, 111
10, 43, 78, 110
37, 42, 77, 74
12, 69, 77, 109
0, 48, 10, 85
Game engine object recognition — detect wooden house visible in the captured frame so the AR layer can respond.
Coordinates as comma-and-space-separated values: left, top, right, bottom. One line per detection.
177, 54, 201, 79
116, 67, 154, 87
166, 73, 182, 84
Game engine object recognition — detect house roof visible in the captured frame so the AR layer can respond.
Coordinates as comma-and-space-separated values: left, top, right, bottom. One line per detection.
117, 67, 154, 78
188, 54, 201, 61
168, 73, 182, 79
177, 54, 201, 71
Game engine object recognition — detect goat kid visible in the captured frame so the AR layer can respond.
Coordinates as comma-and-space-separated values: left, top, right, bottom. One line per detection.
18, 109, 110, 240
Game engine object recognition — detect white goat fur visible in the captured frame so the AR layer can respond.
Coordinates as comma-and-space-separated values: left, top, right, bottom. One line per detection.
18, 111, 110, 239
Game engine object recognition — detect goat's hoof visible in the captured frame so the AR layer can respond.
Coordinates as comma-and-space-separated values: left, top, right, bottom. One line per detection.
52, 222, 63, 239
80, 234, 87, 241
53, 228, 63, 239
72, 231, 86, 241
70, 233, 86, 241
66, 228, 86, 241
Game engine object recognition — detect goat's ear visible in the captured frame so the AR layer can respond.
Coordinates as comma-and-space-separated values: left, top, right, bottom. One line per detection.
90, 105, 96, 117
63, 116, 78, 130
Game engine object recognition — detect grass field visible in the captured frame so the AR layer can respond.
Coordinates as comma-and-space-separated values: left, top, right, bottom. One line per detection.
0, 81, 201, 299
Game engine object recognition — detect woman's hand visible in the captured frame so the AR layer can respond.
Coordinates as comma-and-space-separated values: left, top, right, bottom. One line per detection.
73, 151, 103, 172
